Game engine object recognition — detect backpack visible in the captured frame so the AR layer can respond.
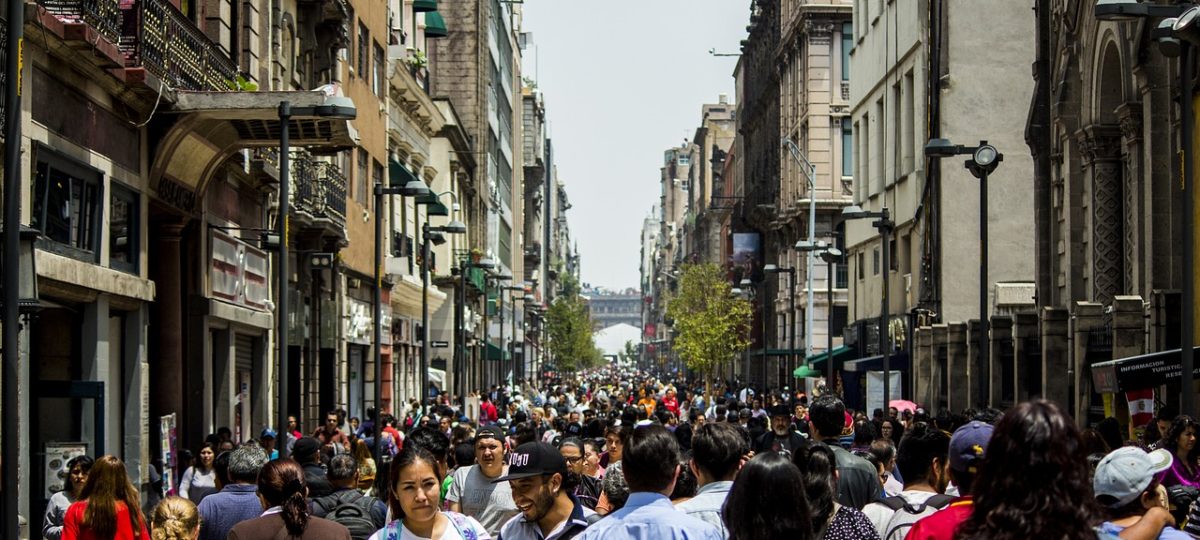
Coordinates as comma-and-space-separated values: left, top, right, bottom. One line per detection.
314, 490, 381, 540
879, 493, 954, 540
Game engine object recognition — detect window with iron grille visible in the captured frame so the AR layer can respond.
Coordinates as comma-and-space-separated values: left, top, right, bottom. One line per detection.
358, 21, 369, 78
357, 149, 369, 205
110, 183, 139, 274
374, 42, 386, 97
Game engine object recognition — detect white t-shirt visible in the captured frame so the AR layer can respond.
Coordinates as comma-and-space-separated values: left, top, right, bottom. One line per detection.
367, 515, 493, 540
445, 465, 518, 537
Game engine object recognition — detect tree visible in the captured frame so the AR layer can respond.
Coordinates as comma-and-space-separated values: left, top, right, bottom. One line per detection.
545, 279, 600, 371
667, 263, 752, 400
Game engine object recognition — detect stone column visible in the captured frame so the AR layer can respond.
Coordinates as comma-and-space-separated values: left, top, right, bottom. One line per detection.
1076, 126, 1125, 306
1117, 104, 1144, 295
152, 223, 185, 441
966, 320, 983, 408
1042, 307, 1071, 406
931, 324, 949, 410
947, 323, 968, 412
1073, 302, 1105, 426
989, 316, 1013, 407
82, 296, 111, 455
1112, 295, 1146, 434
1013, 311, 1040, 402
916, 326, 933, 406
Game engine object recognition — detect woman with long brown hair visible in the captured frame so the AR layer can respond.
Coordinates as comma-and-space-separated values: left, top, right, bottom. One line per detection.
62, 455, 149, 540
226, 459, 350, 539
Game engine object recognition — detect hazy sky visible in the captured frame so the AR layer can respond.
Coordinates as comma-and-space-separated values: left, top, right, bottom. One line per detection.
521, 1, 749, 291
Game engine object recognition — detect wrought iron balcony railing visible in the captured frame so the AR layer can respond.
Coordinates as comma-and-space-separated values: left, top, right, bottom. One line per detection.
41, 0, 122, 44
119, 0, 238, 91
314, 161, 347, 222
290, 151, 321, 217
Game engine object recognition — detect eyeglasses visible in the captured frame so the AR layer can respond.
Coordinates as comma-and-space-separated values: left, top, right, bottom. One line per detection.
564, 456, 583, 464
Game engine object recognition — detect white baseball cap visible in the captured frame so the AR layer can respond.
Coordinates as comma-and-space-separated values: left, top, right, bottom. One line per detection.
1093, 447, 1173, 507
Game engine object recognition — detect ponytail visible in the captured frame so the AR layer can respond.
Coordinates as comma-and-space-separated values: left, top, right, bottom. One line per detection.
280, 478, 309, 536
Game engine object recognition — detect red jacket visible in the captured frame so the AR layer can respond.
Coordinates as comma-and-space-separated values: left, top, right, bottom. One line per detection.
904, 496, 974, 540
63, 501, 149, 540
481, 401, 498, 423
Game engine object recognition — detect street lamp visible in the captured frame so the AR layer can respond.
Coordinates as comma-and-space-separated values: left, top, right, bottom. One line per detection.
782, 137, 820, 366
841, 204, 896, 406
1095, 0, 1198, 416
500, 284, 526, 387
456, 257, 495, 400
925, 139, 1003, 407
418, 191, 466, 410
764, 264, 797, 388
819, 247, 844, 391
277, 96, 357, 460
484, 271, 512, 389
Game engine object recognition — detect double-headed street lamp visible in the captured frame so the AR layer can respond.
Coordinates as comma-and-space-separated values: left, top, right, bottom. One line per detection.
419, 192, 467, 410
484, 270, 513, 389
795, 240, 844, 391
842, 205, 896, 405
371, 156, 429, 465
763, 264, 796, 386
1095, 0, 1200, 416
782, 137, 820, 365
500, 283, 526, 387
456, 257, 495, 399
276, 97, 357, 460
925, 139, 1003, 406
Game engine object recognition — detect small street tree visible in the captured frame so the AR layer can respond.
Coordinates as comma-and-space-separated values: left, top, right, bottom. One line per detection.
545, 275, 601, 371
667, 263, 752, 400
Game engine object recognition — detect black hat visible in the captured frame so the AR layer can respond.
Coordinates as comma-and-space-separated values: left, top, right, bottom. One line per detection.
770, 404, 791, 418
292, 437, 321, 461
476, 425, 507, 443
492, 442, 567, 482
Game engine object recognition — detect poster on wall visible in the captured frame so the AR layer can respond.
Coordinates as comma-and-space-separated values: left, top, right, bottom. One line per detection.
44, 442, 88, 499
731, 233, 763, 282
865, 371, 903, 414
160, 413, 177, 497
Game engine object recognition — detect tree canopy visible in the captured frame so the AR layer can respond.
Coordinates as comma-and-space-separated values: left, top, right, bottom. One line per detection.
545, 275, 601, 371
666, 263, 751, 388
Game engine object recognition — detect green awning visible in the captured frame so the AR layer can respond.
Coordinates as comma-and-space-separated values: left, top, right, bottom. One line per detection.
427, 201, 449, 216
468, 266, 487, 293
389, 159, 417, 188
806, 345, 855, 369
414, 0, 437, 12
425, 12, 449, 38
794, 365, 823, 378
487, 341, 509, 361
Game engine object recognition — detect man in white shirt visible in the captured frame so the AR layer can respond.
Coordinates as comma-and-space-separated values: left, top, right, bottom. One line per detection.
862, 424, 953, 540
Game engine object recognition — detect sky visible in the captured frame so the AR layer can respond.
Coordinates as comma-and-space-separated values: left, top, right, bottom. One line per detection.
521, 0, 749, 291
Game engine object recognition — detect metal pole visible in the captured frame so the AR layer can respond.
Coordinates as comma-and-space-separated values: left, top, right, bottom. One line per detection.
457, 266, 467, 403
421, 223, 431, 410
276, 102, 291, 460
806, 165, 816, 364
498, 288, 505, 391
761, 283, 768, 391
1183, 42, 1196, 417
2, 3, 24, 533
979, 169, 989, 408
827, 257, 835, 392
482, 278, 490, 394
880, 209, 892, 407
789, 270, 796, 389
510, 294, 517, 386
372, 183, 384, 466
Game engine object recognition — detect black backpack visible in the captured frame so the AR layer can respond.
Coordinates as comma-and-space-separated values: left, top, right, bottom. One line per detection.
878, 493, 954, 540
314, 491, 381, 540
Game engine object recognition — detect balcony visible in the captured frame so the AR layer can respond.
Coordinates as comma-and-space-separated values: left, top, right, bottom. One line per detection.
283, 151, 348, 233
119, 0, 238, 91
314, 160, 347, 222
41, 0, 121, 44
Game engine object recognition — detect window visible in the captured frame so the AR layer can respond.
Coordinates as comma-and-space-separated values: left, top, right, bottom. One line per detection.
842, 23, 853, 81
358, 21, 369, 78
893, 80, 902, 182
873, 247, 880, 275
357, 149, 369, 205
842, 118, 853, 179
860, 113, 870, 197
110, 184, 138, 273
374, 42, 386, 97
875, 98, 886, 194
372, 160, 384, 211
677, 155, 690, 166
499, 220, 512, 270
857, 252, 865, 280
32, 153, 103, 262
903, 70, 916, 174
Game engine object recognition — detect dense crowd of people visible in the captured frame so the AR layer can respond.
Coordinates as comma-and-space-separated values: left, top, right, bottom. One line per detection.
42, 365, 1200, 539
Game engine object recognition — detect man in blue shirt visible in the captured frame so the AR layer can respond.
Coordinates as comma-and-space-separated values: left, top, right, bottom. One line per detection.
578, 425, 722, 540
676, 423, 748, 538
197, 445, 268, 540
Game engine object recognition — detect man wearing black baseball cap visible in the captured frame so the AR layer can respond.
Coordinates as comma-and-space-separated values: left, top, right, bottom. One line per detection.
496, 442, 597, 540
447, 424, 519, 536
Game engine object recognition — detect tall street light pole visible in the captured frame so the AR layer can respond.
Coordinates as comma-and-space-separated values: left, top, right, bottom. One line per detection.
1169, 6, 1200, 416
926, 139, 1003, 406
276, 97, 356, 459
783, 138, 819, 365
420, 209, 466, 411
820, 248, 844, 392
842, 205, 895, 406
2, 1, 24, 532
455, 257, 495, 401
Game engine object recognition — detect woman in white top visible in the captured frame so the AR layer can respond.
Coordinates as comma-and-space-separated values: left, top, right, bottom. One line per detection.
178, 443, 217, 504
370, 444, 490, 540
43, 454, 93, 540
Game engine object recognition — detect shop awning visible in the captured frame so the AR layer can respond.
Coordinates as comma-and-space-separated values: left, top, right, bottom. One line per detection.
794, 364, 823, 378
487, 342, 510, 361
844, 351, 910, 372
390, 159, 418, 189
807, 345, 855, 371
1092, 346, 1200, 393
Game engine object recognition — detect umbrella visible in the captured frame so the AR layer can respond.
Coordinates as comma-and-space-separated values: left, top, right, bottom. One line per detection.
889, 399, 917, 413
